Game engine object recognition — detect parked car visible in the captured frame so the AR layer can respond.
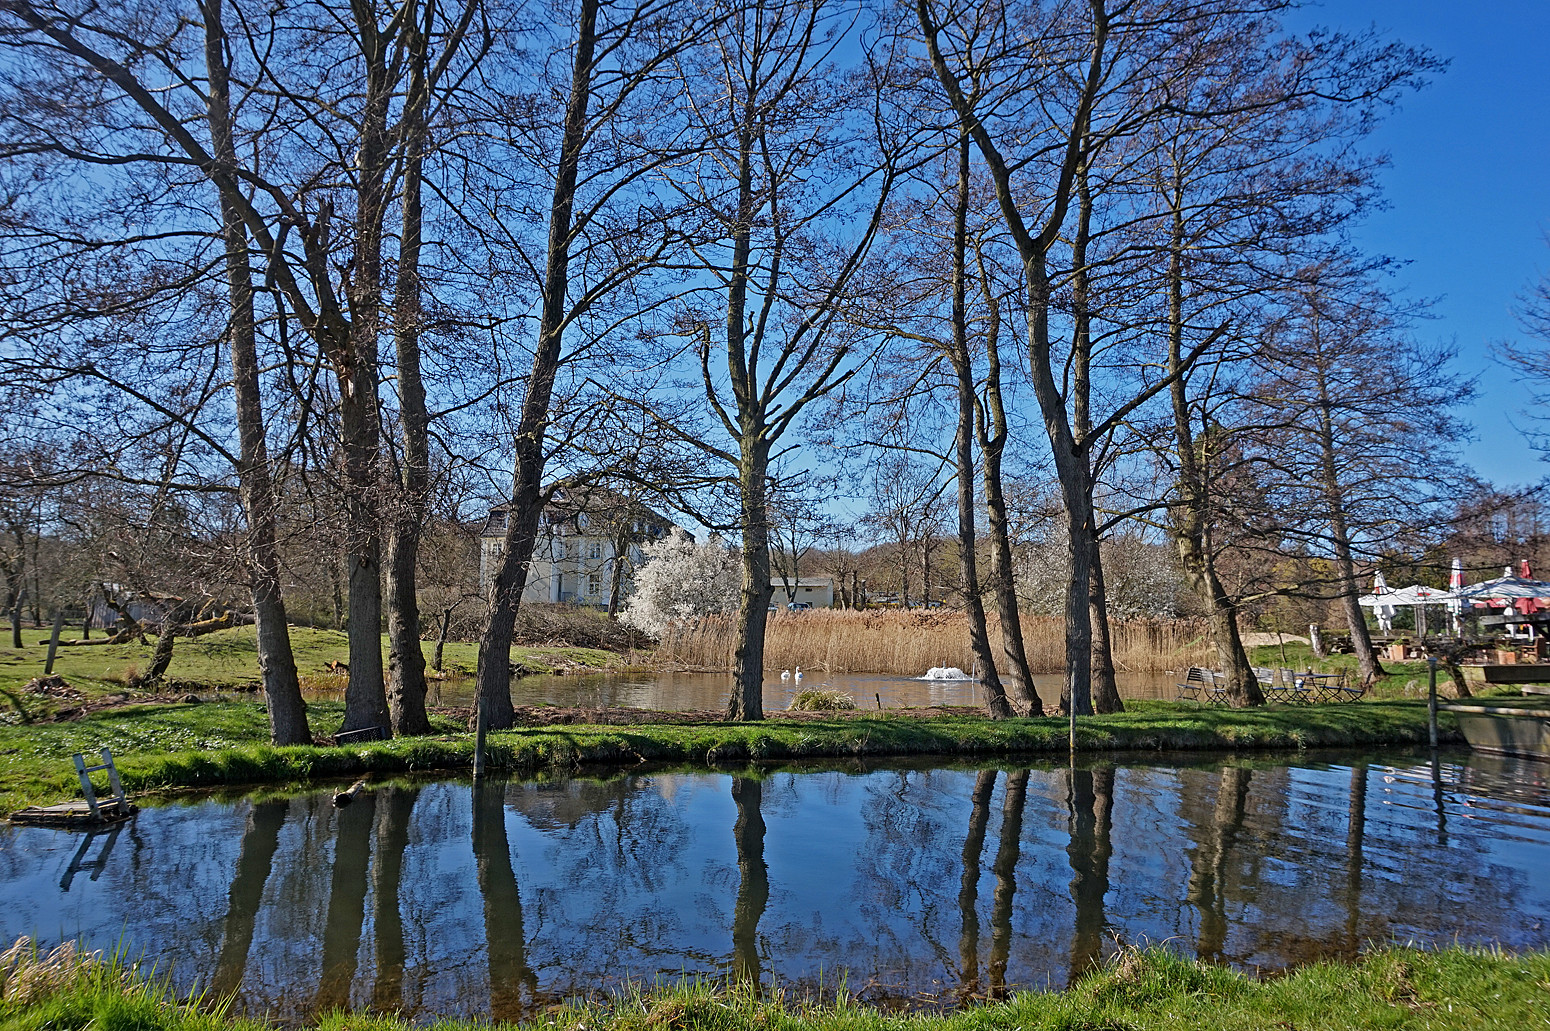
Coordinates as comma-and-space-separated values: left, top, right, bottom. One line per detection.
787, 601, 812, 610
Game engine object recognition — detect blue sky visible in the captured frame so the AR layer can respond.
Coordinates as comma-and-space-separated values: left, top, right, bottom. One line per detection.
1302, 0, 1550, 487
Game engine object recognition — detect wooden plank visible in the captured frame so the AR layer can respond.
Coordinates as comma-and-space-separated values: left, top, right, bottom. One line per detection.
10, 799, 136, 827
1481, 664, 1550, 684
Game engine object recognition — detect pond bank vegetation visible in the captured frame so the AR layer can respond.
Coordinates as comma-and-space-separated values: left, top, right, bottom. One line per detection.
0, 934, 1543, 1031
0, 697, 1460, 814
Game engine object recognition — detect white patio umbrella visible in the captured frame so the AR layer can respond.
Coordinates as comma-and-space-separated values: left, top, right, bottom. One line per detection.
1357, 584, 1457, 637
1449, 558, 1465, 633
1451, 575, 1550, 640
1371, 570, 1395, 632
1452, 575, 1550, 601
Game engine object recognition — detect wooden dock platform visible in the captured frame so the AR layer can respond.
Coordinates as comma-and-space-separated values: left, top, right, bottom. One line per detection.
9, 799, 137, 827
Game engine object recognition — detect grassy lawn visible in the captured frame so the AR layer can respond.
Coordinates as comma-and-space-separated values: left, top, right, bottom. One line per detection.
0, 625, 618, 719
1, 937, 1545, 1031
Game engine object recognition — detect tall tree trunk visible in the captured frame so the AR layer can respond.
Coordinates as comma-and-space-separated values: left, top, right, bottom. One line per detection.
1055, 456, 1096, 717
330, 0, 403, 736
1088, 543, 1122, 712
947, 136, 1010, 718
1311, 360, 1386, 685
1070, 161, 1121, 715
384, 7, 434, 737
475, 0, 600, 730
974, 271, 1039, 714
338, 359, 389, 735
1164, 195, 1261, 705
917, 0, 1108, 717
730, 440, 772, 721
203, 0, 308, 743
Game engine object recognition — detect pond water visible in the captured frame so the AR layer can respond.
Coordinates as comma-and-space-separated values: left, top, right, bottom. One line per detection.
2, 750, 1547, 1022
417, 670, 1179, 710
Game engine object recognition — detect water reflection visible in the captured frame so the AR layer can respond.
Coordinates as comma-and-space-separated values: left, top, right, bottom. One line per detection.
472, 781, 536, 1019
1065, 765, 1113, 981
210, 799, 285, 1000
1, 750, 1547, 1022
730, 778, 769, 984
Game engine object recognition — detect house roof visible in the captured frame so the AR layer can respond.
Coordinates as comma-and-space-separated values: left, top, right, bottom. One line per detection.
481, 487, 674, 539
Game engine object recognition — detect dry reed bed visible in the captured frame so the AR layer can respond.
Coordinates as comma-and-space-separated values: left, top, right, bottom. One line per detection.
656, 610, 1216, 675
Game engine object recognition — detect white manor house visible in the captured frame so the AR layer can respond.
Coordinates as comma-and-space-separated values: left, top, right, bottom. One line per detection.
479, 487, 675, 608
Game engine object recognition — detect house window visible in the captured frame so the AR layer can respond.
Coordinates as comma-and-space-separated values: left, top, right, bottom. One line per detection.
586, 572, 603, 596
588, 539, 603, 560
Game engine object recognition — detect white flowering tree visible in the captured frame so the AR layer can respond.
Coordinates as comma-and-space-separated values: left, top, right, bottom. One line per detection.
620, 529, 741, 637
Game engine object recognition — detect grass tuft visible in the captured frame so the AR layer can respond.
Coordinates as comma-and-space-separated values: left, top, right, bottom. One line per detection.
2, 940, 1547, 1031
788, 690, 856, 712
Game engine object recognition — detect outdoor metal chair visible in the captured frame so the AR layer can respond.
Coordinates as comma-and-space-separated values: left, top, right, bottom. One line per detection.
1176, 666, 1229, 705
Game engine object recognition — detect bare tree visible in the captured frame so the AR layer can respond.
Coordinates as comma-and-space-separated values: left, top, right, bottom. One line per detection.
651, 0, 906, 720
473, 0, 714, 729
1254, 270, 1474, 685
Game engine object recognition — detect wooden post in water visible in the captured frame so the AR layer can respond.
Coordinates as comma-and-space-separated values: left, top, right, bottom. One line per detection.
1427, 656, 1439, 750
473, 695, 487, 782
44, 610, 65, 674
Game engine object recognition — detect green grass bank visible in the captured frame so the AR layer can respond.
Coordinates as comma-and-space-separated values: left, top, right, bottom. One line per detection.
1, 937, 1545, 1031
0, 625, 617, 710
0, 696, 1463, 813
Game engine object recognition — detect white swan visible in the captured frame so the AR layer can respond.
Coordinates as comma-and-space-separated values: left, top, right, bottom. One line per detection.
794, 666, 804, 682
781, 669, 791, 681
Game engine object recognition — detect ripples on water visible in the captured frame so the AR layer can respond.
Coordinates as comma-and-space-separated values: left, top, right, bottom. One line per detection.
0, 751, 1546, 1022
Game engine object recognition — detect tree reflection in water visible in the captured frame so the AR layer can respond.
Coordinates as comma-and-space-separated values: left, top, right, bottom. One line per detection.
3, 753, 1547, 1020
210, 798, 288, 1003
986, 770, 1028, 999
370, 786, 420, 1012
731, 777, 770, 985
1066, 764, 1114, 982
472, 779, 536, 1020
955, 770, 996, 998
1185, 766, 1251, 962
316, 791, 377, 1011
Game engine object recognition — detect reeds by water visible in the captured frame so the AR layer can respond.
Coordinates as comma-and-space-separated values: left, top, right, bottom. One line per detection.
654, 609, 1216, 675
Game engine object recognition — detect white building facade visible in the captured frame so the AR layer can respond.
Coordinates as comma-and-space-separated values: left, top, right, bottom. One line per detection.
770, 576, 835, 608
479, 488, 674, 607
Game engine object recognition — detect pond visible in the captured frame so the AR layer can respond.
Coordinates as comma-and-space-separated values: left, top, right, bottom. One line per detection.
2, 749, 1547, 1023
416, 670, 1181, 710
